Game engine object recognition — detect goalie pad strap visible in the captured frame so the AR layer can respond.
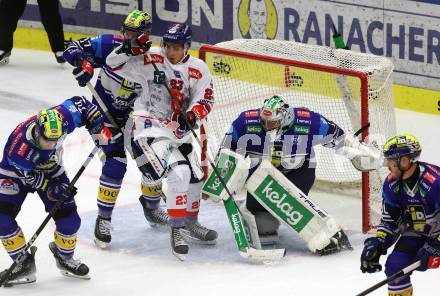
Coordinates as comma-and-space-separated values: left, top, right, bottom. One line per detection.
246, 160, 340, 252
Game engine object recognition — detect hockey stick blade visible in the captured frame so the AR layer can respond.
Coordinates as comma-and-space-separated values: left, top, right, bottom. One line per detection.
239, 247, 286, 261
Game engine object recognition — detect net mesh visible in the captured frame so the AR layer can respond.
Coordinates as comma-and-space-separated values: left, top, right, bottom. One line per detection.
200, 39, 396, 232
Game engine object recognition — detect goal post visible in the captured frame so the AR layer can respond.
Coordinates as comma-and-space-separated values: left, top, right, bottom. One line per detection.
199, 39, 396, 233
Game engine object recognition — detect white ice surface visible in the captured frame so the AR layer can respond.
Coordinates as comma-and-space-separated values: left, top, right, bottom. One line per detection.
0, 48, 439, 296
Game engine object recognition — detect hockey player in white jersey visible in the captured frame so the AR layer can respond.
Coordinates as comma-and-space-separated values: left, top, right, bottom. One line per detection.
106, 23, 217, 260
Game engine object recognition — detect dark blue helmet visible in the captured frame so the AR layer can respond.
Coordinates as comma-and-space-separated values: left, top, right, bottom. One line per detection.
162, 24, 192, 47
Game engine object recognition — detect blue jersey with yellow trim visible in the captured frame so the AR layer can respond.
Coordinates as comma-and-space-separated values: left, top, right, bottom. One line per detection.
379, 162, 440, 239
0, 96, 99, 176
64, 34, 142, 123
221, 107, 345, 171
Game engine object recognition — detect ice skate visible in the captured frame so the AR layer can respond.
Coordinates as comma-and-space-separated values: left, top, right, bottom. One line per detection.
94, 216, 112, 249
139, 197, 169, 228
49, 242, 90, 280
316, 230, 353, 256
171, 227, 188, 261
0, 246, 37, 287
181, 221, 217, 245
0, 50, 11, 66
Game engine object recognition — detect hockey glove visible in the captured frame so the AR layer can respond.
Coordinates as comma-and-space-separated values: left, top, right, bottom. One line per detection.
46, 180, 77, 202
116, 33, 152, 56
360, 237, 386, 273
23, 171, 48, 190
72, 59, 93, 87
415, 237, 440, 271
171, 111, 197, 138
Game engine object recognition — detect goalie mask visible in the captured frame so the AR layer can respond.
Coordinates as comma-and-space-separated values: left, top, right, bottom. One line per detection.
36, 109, 65, 142
383, 134, 422, 163
260, 95, 290, 131
122, 9, 152, 37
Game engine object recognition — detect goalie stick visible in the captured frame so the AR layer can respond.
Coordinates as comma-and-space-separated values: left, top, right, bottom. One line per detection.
144, 53, 285, 260
355, 261, 421, 296
0, 146, 99, 287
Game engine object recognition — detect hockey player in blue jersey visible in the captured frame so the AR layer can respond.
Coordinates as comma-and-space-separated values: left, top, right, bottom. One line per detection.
63, 10, 167, 249
0, 96, 112, 285
211, 94, 356, 255
360, 134, 440, 295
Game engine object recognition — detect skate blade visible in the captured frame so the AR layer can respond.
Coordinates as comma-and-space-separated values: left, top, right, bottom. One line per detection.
180, 231, 217, 245
59, 270, 91, 280
94, 238, 109, 249
172, 250, 187, 261
3, 274, 36, 287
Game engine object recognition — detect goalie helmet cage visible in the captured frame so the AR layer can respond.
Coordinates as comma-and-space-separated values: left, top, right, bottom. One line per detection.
199, 39, 396, 234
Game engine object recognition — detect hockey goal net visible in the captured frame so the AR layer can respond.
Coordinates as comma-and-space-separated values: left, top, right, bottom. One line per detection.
199, 39, 396, 233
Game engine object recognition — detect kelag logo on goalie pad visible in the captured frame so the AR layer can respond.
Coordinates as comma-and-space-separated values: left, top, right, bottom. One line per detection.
253, 176, 313, 232
203, 154, 237, 196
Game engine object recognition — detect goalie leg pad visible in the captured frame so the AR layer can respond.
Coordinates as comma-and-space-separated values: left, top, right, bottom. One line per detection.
246, 159, 343, 253
202, 149, 250, 201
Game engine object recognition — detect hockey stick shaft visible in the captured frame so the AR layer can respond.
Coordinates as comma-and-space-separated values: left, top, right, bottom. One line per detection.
86, 82, 121, 130
0, 146, 99, 287
355, 261, 420, 296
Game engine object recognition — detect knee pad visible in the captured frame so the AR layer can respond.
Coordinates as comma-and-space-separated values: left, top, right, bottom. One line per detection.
0, 212, 18, 235
102, 157, 127, 180
167, 165, 191, 190
54, 207, 81, 235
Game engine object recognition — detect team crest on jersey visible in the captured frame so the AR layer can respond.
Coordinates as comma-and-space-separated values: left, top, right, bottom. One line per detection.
423, 172, 436, 184
144, 54, 164, 65
0, 179, 19, 195
296, 110, 311, 118
244, 110, 259, 118
188, 67, 202, 79
174, 71, 181, 78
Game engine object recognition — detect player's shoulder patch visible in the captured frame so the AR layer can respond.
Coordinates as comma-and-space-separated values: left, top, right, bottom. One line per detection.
0, 179, 20, 195
243, 109, 260, 118
143, 53, 164, 65
294, 107, 312, 118
188, 67, 203, 79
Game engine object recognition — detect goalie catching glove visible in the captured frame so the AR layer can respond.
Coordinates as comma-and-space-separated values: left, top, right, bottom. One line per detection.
337, 134, 384, 171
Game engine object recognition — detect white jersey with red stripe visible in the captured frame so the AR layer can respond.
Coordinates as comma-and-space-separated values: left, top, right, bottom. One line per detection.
106, 46, 214, 143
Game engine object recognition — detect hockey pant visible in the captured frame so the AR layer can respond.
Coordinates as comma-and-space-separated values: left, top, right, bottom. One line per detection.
385, 234, 426, 294
0, 172, 80, 259
134, 137, 204, 227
